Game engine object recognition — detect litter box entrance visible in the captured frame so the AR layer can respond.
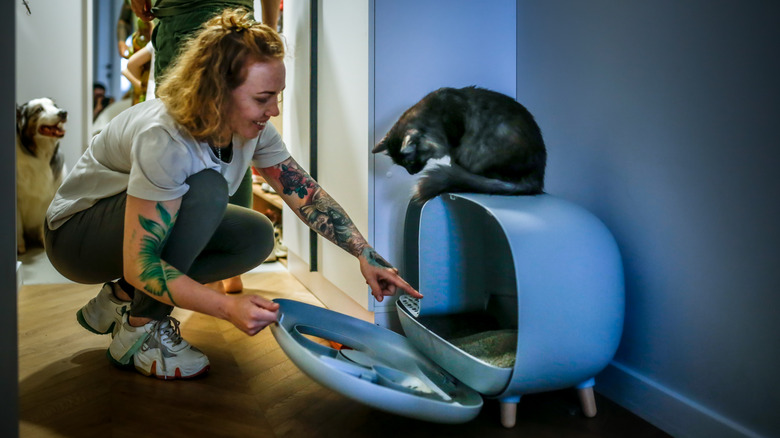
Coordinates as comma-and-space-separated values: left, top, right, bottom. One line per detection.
397, 298, 516, 395
400, 195, 522, 395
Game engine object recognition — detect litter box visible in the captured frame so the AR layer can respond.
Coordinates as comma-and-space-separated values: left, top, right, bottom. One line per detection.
271, 193, 624, 427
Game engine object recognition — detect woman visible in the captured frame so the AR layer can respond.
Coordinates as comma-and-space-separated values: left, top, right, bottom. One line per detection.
45, 9, 421, 380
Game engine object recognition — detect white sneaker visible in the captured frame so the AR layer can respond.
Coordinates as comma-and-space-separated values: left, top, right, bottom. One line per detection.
273, 224, 287, 258
107, 315, 210, 380
76, 282, 130, 336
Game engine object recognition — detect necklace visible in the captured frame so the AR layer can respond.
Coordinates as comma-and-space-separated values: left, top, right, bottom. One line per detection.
209, 140, 232, 163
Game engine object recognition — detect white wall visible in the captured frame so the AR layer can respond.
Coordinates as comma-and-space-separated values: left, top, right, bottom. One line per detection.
515, 2, 780, 436
317, 0, 371, 308
16, 0, 91, 171
282, 0, 374, 318
281, 0, 312, 267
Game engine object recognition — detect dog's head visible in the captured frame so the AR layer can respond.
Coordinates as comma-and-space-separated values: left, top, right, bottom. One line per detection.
17, 98, 68, 156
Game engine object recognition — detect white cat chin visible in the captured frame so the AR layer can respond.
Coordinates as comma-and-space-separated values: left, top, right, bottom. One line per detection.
423, 154, 451, 171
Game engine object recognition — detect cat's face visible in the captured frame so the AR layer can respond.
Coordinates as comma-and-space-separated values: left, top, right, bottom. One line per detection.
373, 128, 437, 174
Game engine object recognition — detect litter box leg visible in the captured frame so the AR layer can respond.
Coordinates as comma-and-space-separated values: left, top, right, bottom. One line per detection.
499, 395, 521, 428
576, 378, 597, 418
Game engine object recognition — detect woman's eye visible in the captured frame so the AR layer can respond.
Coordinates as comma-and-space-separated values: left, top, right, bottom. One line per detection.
256, 98, 269, 104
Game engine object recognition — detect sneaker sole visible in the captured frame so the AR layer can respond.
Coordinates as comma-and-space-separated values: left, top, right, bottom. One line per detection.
138, 361, 211, 380
76, 309, 115, 335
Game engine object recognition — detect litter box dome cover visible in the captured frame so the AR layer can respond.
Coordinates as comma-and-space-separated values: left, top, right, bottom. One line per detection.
270, 299, 484, 424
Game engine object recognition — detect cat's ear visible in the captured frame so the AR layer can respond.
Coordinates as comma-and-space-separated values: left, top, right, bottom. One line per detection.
372, 135, 389, 153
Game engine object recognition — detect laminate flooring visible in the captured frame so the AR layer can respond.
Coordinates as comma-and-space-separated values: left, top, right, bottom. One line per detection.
18, 272, 670, 437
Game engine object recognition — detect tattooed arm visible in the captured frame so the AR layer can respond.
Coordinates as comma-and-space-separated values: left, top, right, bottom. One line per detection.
122, 195, 278, 334
259, 157, 422, 302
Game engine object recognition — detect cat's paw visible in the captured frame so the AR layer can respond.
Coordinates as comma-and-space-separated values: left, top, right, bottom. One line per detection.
412, 182, 440, 205
410, 184, 424, 205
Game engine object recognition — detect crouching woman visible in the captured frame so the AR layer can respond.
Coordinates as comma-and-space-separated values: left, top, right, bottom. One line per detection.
45, 8, 420, 380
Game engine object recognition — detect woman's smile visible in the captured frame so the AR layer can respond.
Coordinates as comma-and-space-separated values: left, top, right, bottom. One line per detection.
228, 59, 285, 139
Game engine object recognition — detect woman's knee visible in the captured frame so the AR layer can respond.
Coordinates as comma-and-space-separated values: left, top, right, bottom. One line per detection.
246, 213, 275, 266
160, 169, 230, 267
183, 169, 229, 210
224, 206, 275, 262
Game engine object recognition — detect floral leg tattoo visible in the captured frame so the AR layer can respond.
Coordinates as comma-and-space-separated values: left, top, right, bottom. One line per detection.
137, 203, 182, 306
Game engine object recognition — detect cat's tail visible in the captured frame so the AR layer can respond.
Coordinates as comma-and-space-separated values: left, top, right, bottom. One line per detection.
413, 164, 544, 204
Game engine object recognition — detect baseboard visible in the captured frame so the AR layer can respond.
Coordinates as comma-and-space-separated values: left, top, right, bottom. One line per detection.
596, 362, 761, 438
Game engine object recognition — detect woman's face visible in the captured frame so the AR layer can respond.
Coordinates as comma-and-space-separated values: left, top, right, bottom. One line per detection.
227, 58, 285, 140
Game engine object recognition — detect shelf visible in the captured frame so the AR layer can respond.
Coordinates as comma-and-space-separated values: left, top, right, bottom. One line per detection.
252, 182, 283, 210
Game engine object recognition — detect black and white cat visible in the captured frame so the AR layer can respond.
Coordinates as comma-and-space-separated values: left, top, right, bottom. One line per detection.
372, 86, 547, 204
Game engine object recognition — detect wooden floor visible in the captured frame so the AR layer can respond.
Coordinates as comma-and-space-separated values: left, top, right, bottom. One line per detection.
19, 271, 670, 438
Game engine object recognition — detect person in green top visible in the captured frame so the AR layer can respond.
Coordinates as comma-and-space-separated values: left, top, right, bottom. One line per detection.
129, 0, 280, 79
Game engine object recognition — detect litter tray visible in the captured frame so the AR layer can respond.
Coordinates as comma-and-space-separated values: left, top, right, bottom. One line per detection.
396, 295, 513, 395
270, 299, 483, 424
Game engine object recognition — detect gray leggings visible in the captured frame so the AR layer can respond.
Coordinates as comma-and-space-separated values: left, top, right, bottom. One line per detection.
45, 169, 274, 320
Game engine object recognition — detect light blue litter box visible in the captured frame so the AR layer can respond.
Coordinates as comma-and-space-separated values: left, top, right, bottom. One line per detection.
271, 193, 624, 427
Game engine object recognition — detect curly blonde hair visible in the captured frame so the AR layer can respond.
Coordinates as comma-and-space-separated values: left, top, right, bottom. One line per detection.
156, 8, 285, 144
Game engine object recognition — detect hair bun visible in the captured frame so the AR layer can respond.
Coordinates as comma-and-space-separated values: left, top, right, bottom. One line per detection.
231, 19, 253, 32
221, 9, 254, 32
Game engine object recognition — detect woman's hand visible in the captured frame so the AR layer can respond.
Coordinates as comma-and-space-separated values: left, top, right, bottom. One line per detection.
359, 249, 423, 303
225, 294, 280, 335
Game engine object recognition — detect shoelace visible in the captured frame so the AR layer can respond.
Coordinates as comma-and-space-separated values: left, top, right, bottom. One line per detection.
153, 316, 183, 347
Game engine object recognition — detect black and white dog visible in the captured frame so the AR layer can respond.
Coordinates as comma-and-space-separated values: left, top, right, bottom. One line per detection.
16, 97, 67, 254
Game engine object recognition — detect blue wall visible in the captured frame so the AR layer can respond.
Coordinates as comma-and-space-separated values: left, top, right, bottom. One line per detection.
515, 1, 779, 436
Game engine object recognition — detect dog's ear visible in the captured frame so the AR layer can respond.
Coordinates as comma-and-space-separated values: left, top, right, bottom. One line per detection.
17, 102, 37, 156
16, 104, 25, 135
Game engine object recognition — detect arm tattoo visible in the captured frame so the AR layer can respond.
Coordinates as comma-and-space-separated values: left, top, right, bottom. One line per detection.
299, 187, 368, 257
278, 163, 316, 198
272, 159, 396, 269
137, 203, 182, 306
361, 248, 394, 269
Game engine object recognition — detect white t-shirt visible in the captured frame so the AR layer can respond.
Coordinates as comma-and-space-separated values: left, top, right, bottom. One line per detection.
47, 98, 290, 229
